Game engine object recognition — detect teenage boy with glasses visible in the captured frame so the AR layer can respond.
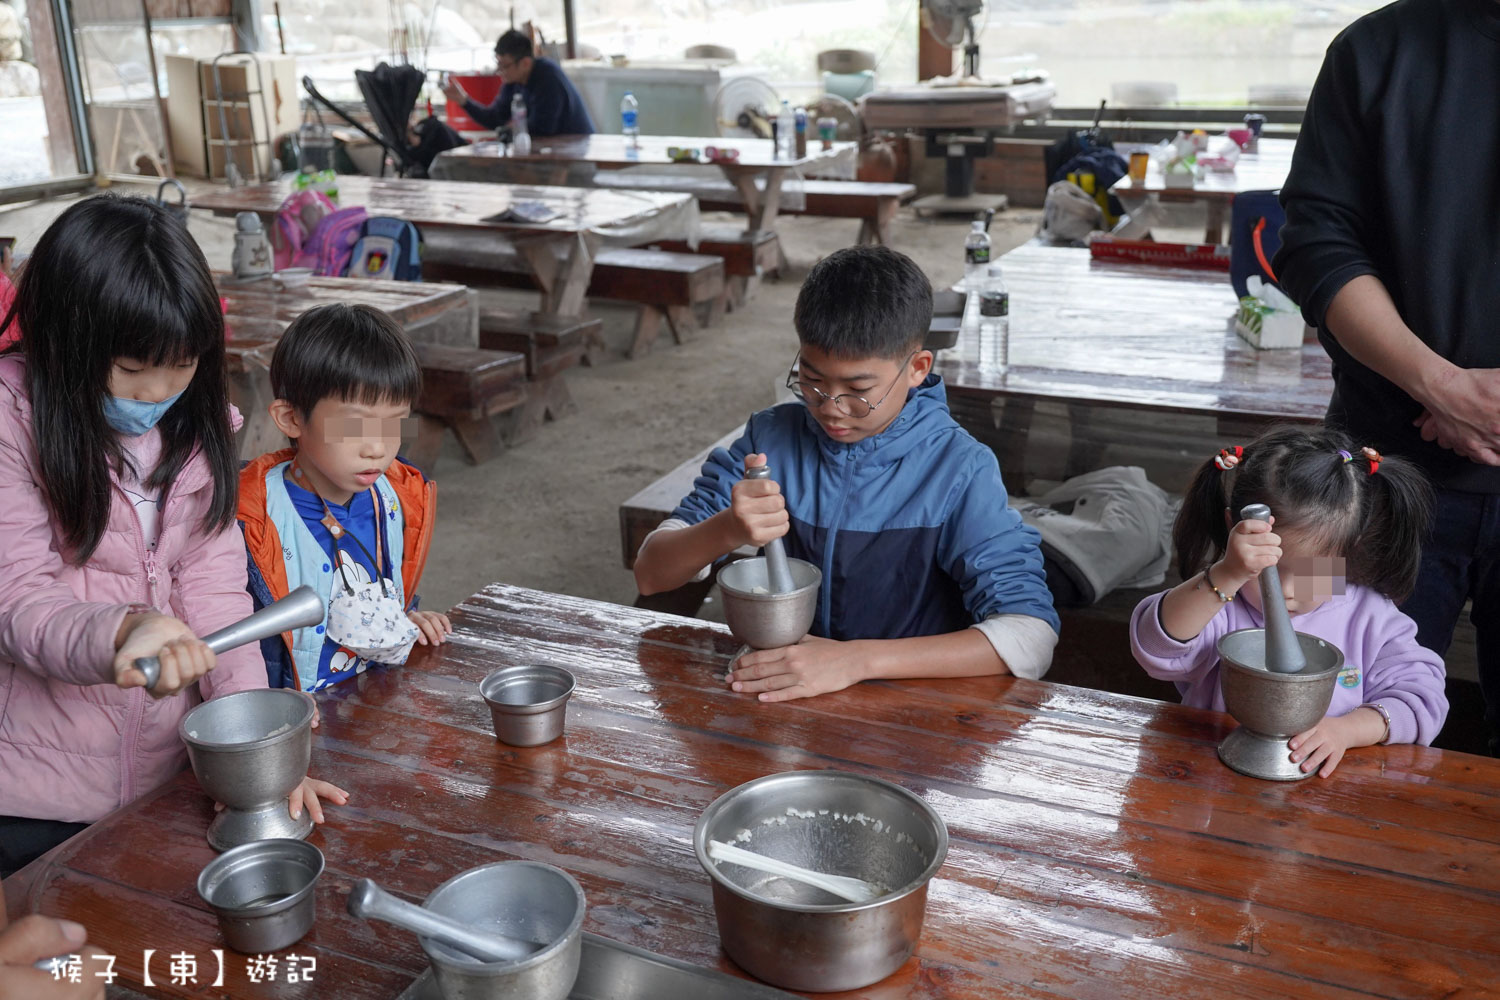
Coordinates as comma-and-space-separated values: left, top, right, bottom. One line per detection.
634, 245, 1058, 702
441, 29, 595, 138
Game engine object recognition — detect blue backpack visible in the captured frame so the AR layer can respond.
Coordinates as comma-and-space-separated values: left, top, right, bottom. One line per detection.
347, 216, 422, 281
1230, 190, 1284, 299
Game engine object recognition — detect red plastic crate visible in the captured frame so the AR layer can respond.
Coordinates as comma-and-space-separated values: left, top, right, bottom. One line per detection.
1089, 236, 1231, 271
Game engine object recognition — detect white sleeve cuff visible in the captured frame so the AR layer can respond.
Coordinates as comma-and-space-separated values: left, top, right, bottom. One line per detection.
637, 518, 712, 583
972, 614, 1059, 680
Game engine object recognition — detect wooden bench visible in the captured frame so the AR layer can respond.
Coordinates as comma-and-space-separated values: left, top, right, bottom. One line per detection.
593, 173, 918, 246
427, 248, 725, 360
478, 309, 598, 442
655, 224, 781, 310
408, 343, 528, 471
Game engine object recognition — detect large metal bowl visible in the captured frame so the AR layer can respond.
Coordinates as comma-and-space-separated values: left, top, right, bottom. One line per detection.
420, 861, 586, 1000
693, 770, 948, 992
717, 557, 822, 650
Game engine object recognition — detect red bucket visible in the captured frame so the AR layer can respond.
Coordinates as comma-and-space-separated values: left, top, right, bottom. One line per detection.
445, 74, 504, 131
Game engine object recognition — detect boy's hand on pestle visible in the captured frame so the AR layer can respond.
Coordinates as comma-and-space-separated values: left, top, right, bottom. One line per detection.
730, 454, 790, 549
1215, 515, 1282, 595
729, 636, 866, 702
212, 776, 348, 823
1289, 708, 1389, 777
409, 609, 453, 646
112, 613, 216, 696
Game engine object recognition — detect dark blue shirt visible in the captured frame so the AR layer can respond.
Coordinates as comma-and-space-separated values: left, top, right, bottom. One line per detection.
463, 57, 595, 137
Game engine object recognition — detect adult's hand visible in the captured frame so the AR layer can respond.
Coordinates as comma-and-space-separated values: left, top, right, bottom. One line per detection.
0, 916, 105, 1000
441, 80, 467, 106
1412, 367, 1500, 466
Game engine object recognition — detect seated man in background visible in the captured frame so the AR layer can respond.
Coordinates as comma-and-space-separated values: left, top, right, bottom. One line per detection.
443, 29, 595, 138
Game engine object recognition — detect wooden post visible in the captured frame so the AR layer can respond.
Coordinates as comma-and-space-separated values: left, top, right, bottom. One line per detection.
562, 0, 577, 59
28, 0, 82, 176
917, 4, 952, 81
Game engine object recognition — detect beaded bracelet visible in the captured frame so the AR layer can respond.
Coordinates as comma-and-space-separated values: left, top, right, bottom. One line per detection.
1202, 564, 1234, 603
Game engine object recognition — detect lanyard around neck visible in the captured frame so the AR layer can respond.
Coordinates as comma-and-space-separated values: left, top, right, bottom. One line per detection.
290, 461, 387, 594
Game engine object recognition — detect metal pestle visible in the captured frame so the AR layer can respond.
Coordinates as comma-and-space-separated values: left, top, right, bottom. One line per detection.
134, 586, 326, 692
1239, 504, 1307, 674
745, 464, 795, 594
346, 878, 543, 963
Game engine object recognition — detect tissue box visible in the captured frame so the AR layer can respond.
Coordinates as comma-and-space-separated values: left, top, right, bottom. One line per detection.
1235, 296, 1304, 350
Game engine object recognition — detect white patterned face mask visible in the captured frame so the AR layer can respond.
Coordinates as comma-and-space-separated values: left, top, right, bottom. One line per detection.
325, 570, 420, 664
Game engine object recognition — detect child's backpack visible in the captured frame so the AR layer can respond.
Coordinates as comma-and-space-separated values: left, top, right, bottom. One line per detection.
347, 216, 423, 282
1230, 189, 1285, 299
293, 206, 369, 277
271, 190, 335, 270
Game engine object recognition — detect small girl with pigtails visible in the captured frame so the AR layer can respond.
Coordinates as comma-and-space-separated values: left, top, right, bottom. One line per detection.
1130, 426, 1449, 776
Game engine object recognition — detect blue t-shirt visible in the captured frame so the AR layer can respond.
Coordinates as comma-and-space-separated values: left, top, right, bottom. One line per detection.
285, 477, 395, 687
464, 57, 596, 137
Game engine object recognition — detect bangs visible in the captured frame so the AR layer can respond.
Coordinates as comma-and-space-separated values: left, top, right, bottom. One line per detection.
270, 303, 421, 416
102, 257, 223, 367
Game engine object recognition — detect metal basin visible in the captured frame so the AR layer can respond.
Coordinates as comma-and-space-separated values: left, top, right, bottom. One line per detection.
420, 861, 586, 1000
397, 933, 800, 999
197, 839, 323, 954
1217, 628, 1343, 781
480, 666, 576, 747
693, 770, 949, 992
717, 557, 822, 650
179, 689, 316, 850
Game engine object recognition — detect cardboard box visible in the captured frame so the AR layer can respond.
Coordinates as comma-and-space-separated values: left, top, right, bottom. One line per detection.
166, 53, 297, 179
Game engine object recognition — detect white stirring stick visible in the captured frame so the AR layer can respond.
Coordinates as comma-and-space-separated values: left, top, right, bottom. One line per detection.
707, 840, 880, 903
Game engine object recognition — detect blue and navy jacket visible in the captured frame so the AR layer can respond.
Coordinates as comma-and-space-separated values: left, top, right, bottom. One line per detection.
673, 376, 1059, 641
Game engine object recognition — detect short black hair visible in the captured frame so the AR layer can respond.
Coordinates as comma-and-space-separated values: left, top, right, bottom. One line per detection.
793, 244, 932, 360
271, 304, 421, 417
495, 29, 534, 62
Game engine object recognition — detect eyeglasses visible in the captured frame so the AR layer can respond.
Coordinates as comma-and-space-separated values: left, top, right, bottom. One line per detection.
495, 55, 519, 72
784, 352, 915, 419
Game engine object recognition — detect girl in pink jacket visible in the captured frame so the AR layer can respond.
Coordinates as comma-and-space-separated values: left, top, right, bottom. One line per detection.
0, 196, 346, 878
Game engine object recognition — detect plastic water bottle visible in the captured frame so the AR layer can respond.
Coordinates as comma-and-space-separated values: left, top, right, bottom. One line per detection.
793, 106, 807, 158
977, 263, 1010, 375
510, 92, 530, 154
963, 220, 991, 289
776, 100, 794, 158
621, 91, 640, 139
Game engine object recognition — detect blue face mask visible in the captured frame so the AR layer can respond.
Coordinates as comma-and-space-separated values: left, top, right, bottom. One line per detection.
102, 390, 185, 436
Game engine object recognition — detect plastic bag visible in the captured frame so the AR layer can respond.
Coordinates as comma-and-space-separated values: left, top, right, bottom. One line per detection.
1039, 180, 1104, 244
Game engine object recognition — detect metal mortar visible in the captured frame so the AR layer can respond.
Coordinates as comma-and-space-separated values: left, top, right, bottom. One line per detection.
1216, 628, 1343, 781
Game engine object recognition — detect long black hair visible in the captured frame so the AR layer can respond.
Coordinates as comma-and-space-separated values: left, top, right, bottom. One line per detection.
0, 194, 237, 563
1174, 426, 1433, 602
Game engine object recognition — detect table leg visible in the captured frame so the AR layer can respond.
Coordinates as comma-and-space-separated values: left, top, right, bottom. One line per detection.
1205, 201, 1229, 245
518, 232, 599, 317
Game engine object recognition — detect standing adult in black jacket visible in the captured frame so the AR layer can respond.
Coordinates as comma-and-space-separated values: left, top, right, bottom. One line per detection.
1275, 0, 1500, 755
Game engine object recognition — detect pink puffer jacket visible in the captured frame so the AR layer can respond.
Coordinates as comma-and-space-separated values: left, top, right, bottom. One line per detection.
0, 355, 266, 824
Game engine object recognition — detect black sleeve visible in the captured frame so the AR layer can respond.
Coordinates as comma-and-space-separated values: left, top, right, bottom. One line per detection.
1273, 35, 1380, 329
463, 84, 515, 130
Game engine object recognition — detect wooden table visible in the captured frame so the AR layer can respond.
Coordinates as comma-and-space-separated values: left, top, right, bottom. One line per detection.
193, 176, 696, 317
6, 585, 1498, 999
934, 243, 1332, 491
1110, 138, 1295, 244
434, 134, 857, 239
218, 272, 480, 461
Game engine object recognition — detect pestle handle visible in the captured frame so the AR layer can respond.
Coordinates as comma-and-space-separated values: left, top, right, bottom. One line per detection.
745, 464, 796, 594
1239, 504, 1306, 674
134, 586, 326, 692
346, 879, 542, 964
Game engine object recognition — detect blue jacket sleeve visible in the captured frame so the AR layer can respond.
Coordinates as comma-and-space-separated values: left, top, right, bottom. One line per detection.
670, 423, 756, 527
937, 450, 1060, 633
464, 83, 517, 130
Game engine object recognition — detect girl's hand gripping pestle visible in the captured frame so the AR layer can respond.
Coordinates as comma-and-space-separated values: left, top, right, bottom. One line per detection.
1239, 504, 1307, 673
134, 586, 326, 692
745, 464, 796, 594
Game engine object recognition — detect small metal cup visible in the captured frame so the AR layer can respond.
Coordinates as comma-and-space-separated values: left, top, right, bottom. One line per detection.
197, 839, 324, 954
480, 666, 576, 747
